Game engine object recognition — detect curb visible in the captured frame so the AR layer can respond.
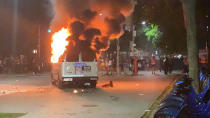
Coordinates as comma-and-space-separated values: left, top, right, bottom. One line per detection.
140, 76, 179, 118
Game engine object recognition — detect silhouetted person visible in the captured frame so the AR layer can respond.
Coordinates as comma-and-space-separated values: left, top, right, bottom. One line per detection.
0, 59, 3, 73
168, 57, 173, 74
163, 57, 170, 75
151, 56, 156, 75
183, 57, 189, 74
159, 57, 163, 72
32, 56, 40, 75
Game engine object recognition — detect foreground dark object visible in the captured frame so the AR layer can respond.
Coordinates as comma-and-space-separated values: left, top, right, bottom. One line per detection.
154, 73, 210, 118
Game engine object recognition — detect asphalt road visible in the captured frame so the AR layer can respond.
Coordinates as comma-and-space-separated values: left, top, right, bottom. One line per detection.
0, 72, 178, 118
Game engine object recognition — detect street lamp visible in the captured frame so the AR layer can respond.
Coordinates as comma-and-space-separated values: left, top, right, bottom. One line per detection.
48, 29, 52, 33
142, 21, 146, 25
33, 49, 38, 54
99, 13, 103, 16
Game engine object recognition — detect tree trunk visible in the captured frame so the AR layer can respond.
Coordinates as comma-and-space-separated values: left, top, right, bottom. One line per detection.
181, 0, 199, 93
208, 38, 210, 69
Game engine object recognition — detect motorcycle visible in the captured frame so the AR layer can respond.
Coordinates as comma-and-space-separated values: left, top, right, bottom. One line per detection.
154, 73, 210, 118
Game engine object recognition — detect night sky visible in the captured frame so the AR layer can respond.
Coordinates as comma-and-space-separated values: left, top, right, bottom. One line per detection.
0, 0, 209, 58
0, 0, 53, 57
197, 0, 210, 49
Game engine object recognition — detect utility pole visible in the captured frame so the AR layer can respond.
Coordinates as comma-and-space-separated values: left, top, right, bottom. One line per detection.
11, 1, 19, 73
37, 25, 42, 72
12, 0, 18, 56
130, 0, 137, 56
38, 25, 41, 58
131, 26, 136, 52
116, 39, 120, 75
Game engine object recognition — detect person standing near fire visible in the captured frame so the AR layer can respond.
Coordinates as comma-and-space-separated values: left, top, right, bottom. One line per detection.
0, 58, 3, 73
105, 58, 109, 75
108, 59, 113, 75
151, 56, 156, 75
32, 55, 40, 75
133, 56, 138, 75
200, 56, 207, 68
183, 57, 189, 74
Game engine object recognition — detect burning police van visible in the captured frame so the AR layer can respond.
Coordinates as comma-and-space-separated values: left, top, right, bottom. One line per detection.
50, 28, 99, 88
51, 53, 98, 88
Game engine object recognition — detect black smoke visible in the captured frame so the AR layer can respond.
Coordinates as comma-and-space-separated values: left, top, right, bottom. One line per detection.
51, 0, 134, 61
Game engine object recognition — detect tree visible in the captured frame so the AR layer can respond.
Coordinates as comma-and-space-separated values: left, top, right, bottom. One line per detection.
181, 0, 199, 93
133, 0, 200, 92
143, 24, 162, 45
135, 26, 154, 52
133, 0, 187, 54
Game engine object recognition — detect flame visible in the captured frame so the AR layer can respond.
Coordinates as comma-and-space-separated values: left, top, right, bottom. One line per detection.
51, 28, 71, 63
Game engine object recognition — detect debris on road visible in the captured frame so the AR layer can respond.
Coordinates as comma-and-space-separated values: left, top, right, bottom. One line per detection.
139, 93, 145, 96
67, 113, 77, 116
0, 85, 28, 96
145, 109, 151, 112
110, 96, 119, 101
82, 104, 98, 107
0, 89, 27, 96
73, 89, 78, 94
102, 81, 114, 88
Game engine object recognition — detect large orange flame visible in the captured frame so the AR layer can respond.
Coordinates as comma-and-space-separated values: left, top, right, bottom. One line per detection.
51, 28, 71, 63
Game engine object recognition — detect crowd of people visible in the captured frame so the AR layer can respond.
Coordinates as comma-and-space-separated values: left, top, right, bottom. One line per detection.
98, 54, 190, 75
0, 55, 43, 74
135, 55, 185, 75
0, 53, 206, 76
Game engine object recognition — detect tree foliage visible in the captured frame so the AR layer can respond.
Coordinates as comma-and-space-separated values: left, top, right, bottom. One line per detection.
133, 0, 186, 54
143, 24, 162, 45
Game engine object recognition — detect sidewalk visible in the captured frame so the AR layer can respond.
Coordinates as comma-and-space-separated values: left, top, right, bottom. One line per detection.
0, 72, 50, 77
99, 70, 182, 78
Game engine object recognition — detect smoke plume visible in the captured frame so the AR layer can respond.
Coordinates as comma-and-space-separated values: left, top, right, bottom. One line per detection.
50, 0, 134, 61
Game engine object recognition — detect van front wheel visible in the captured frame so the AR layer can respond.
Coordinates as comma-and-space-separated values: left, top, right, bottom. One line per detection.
90, 80, 97, 88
